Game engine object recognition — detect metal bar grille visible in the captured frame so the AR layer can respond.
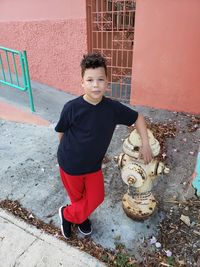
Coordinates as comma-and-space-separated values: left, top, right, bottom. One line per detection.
86, 0, 136, 103
0, 46, 35, 112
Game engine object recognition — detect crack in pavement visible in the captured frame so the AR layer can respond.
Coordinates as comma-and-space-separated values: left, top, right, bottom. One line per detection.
12, 238, 38, 267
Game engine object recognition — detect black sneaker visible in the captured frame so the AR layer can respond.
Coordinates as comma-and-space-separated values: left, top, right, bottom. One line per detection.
78, 219, 92, 235
59, 206, 72, 239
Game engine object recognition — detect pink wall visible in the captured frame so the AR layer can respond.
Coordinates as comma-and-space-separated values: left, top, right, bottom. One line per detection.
0, 0, 87, 95
131, 0, 200, 114
0, 0, 86, 21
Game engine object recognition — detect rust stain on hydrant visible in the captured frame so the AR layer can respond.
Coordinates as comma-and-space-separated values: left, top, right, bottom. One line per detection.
115, 129, 169, 221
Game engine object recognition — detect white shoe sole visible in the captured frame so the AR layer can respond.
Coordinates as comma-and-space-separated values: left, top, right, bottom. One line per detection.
78, 225, 93, 236
59, 206, 70, 239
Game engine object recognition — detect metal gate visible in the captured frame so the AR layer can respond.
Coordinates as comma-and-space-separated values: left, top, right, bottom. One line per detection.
86, 0, 136, 103
0, 46, 35, 112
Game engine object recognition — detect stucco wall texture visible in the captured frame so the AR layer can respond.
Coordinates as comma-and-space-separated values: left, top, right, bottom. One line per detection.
0, 0, 87, 96
0, 0, 85, 21
0, 20, 87, 95
131, 0, 200, 114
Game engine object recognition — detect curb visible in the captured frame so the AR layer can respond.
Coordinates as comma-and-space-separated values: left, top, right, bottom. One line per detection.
0, 209, 106, 267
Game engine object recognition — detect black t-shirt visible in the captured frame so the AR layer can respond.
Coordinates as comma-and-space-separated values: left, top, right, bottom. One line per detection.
55, 96, 138, 175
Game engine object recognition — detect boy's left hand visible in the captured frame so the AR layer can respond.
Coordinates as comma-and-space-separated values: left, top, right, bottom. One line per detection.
139, 143, 153, 164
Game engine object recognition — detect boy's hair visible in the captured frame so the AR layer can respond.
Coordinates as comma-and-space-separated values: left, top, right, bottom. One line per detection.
80, 52, 107, 77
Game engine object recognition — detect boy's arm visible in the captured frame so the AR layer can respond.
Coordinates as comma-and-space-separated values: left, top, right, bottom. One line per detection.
58, 132, 64, 142
134, 114, 153, 164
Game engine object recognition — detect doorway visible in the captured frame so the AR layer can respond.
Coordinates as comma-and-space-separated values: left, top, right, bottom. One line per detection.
86, 0, 136, 103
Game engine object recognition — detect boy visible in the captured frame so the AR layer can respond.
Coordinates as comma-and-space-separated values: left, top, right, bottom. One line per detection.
55, 53, 152, 239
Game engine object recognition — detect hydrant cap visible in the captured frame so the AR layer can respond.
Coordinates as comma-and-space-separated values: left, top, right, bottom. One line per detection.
123, 129, 160, 157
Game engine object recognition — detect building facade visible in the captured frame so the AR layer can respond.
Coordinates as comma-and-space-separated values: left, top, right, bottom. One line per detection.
0, 0, 199, 113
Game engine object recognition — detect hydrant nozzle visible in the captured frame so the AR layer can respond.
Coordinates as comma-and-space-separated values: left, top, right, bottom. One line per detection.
128, 176, 136, 185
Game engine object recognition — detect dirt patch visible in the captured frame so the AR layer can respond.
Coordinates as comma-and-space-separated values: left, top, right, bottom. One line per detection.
138, 198, 200, 267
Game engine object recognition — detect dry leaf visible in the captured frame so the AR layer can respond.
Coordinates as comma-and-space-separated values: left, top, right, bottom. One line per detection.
180, 214, 190, 226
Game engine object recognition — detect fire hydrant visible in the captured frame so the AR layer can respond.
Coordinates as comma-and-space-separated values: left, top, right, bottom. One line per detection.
115, 129, 169, 221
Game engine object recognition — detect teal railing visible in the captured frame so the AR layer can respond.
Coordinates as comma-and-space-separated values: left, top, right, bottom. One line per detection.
0, 46, 35, 112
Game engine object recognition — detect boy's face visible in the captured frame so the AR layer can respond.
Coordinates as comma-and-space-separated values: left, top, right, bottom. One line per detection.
81, 67, 107, 104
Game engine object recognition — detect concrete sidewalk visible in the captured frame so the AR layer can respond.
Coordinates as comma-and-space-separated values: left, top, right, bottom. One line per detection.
0, 80, 199, 262
0, 208, 105, 267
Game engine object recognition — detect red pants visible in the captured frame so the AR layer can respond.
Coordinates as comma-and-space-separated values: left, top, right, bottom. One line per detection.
59, 167, 104, 224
